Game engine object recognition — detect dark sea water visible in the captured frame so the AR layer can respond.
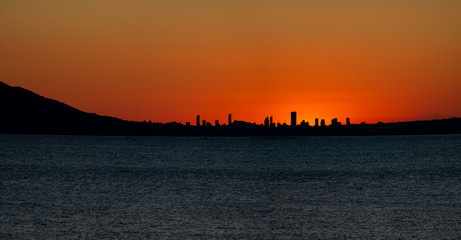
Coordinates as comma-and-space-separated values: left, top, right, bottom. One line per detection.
1, 134, 460, 239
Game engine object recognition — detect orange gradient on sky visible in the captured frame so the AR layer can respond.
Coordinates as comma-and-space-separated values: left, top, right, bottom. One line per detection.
1, 1, 460, 125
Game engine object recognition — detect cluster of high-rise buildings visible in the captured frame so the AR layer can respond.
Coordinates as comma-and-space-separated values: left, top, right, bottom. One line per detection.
194, 112, 351, 128
195, 114, 233, 127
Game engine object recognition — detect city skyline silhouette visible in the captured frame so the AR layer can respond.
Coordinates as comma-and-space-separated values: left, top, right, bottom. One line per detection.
2, 2, 461, 239
1, 81, 460, 136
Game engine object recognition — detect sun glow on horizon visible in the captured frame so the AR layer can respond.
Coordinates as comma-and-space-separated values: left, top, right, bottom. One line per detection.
1, 0, 460, 124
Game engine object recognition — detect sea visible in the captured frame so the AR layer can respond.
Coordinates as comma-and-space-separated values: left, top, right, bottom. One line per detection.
1, 134, 460, 239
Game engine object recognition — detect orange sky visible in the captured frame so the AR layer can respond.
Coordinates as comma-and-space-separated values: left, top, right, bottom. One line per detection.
1, 1, 460, 125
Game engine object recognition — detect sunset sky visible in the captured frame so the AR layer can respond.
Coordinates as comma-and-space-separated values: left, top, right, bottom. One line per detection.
1, 1, 460, 125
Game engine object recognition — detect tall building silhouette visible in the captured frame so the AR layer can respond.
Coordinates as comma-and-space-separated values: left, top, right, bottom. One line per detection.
264, 117, 269, 127
270, 116, 273, 127
196, 115, 200, 126
331, 118, 338, 126
321, 119, 326, 127
228, 114, 232, 125
215, 120, 220, 127
202, 120, 206, 127
291, 111, 297, 127
346, 118, 351, 126
315, 118, 319, 127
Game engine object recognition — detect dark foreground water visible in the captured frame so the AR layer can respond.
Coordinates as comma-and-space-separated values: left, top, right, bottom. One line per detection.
1, 134, 460, 239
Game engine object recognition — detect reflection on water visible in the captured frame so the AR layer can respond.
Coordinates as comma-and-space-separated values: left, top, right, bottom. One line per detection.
1, 134, 461, 239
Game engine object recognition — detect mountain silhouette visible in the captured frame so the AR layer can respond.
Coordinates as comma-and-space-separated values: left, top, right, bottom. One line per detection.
0, 81, 134, 135
1, 81, 460, 136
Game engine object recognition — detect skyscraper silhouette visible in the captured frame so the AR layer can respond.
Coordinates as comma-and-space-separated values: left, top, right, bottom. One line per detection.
331, 118, 338, 126
315, 118, 319, 127
228, 114, 232, 125
196, 115, 200, 126
291, 111, 297, 127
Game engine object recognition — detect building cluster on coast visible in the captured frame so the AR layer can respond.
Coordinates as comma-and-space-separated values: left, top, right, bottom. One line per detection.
2, 80, 460, 136
191, 112, 355, 128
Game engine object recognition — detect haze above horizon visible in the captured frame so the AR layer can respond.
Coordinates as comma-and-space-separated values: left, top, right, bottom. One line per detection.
1, 1, 460, 125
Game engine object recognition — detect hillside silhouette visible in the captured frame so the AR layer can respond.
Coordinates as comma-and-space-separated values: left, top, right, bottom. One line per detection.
1, 81, 460, 136
0, 81, 134, 135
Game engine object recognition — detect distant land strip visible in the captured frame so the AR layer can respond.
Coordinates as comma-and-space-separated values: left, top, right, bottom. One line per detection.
1, 81, 460, 136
